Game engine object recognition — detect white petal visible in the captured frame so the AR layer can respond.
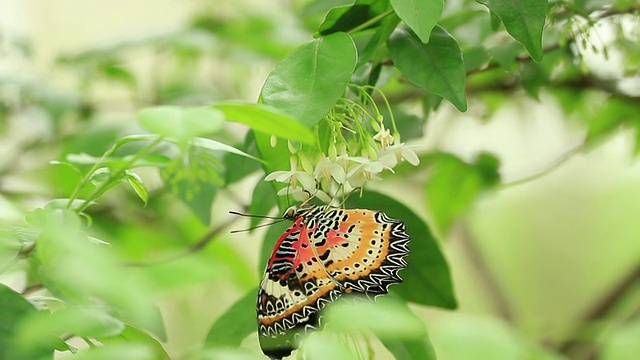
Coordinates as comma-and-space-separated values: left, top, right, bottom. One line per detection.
363, 161, 384, 173
276, 171, 295, 183
402, 148, 420, 165
265, 171, 289, 181
328, 164, 347, 184
377, 152, 398, 168
297, 172, 316, 192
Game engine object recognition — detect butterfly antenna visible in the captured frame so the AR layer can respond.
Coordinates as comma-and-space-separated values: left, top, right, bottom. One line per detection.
228, 210, 281, 220
229, 218, 287, 233
339, 186, 361, 207
299, 188, 317, 208
285, 182, 292, 208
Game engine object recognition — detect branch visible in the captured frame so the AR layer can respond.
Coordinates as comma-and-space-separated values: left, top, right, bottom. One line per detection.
466, 4, 640, 77
556, 260, 640, 357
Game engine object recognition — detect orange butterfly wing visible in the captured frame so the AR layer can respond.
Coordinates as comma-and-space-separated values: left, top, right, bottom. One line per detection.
256, 206, 410, 359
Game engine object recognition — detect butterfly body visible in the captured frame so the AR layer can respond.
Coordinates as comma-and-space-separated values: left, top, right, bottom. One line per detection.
257, 205, 410, 359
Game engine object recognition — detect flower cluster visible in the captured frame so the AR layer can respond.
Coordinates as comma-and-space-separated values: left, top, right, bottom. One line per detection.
265, 86, 420, 202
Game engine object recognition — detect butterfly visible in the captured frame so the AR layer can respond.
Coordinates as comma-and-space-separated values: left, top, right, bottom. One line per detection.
256, 204, 410, 359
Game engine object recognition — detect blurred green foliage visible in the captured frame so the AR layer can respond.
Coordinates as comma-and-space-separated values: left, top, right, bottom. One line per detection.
1, 0, 640, 359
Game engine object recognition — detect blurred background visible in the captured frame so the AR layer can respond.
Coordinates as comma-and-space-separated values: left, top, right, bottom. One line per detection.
2, 1, 640, 359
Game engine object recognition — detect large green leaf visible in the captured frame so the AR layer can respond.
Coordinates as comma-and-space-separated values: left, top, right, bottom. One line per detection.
378, 298, 437, 360
203, 289, 257, 348
346, 191, 457, 309
260, 32, 357, 127
249, 179, 278, 229
390, 0, 443, 43
31, 209, 162, 341
0, 284, 54, 360
388, 26, 467, 111
138, 106, 224, 144
424, 152, 500, 235
476, 0, 547, 61
213, 103, 314, 144
161, 147, 223, 224
223, 133, 262, 185
324, 296, 436, 360
253, 131, 292, 211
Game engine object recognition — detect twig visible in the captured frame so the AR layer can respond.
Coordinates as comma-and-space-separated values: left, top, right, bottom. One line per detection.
455, 224, 515, 321
501, 142, 586, 189
125, 207, 245, 267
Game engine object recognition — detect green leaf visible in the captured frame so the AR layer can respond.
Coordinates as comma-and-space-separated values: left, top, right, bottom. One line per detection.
213, 103, 314, 144
19, 306, 126, 339
0, 284, 54, 360
161, 147, 223, 224
586, 98, 639, 142
223, 133, 262, 185
191, 137, 262, 162
601, 319, 640, 360
124, 171, 148, 204
260, 32, 357, 127
390, 0, 443, 43
476, 0, 547, 61
99, 326, 169, 360
65, 153, 170, 169
388, 26, 467, 111
116, 133, 161, 145
203, 290, 257, 348
463, 46, 491, 71
300, 332, 355, 360
138, 106, 225, 143
0, 228, 23, 273
324, 296, 436, 360
346, 191, 457, 309
249, 180, 278, 229
382, 338, 437, 360
325, 296, 424, 338
424, 152, 500, 235
356, 12, 400, 68
32, 208, 158, 336
63, 344, 154, 360
253, 131, 292, 211
90, 167, 112, 184
432, 316, 531, 360
317, 0, 392, 36
487, 41, 523, 70
377, 298, 437, 360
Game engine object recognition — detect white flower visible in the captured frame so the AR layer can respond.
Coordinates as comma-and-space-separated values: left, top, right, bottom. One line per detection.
378, 143, 420, 168
346, 156, 389, 187
314, 155, 348, 184
373, 123, 394, 148
264, 156, 315, 192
